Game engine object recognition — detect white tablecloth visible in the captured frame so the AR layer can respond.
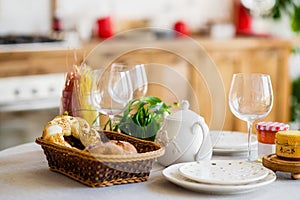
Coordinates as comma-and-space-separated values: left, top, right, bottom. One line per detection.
1, 142, 300, 200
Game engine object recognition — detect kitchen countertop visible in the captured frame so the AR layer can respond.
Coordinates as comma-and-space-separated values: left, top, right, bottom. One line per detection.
83, 35, 292, 51
0, 35, 291, 53
0, 36, 292, 78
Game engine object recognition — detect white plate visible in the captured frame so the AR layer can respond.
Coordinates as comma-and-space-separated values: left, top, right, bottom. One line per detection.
162, 163, 276, 195
210, 131, 257, 154
178, 160, 269, 185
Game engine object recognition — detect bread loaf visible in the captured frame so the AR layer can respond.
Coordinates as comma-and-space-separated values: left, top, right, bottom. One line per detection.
42, 115, 138, 155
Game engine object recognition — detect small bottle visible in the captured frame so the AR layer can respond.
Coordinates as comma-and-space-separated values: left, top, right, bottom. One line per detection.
256, 122, 289, 159
52, 17, 62, 32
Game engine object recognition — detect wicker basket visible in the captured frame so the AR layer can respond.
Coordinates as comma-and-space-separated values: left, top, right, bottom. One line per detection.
36, 131, 164, 187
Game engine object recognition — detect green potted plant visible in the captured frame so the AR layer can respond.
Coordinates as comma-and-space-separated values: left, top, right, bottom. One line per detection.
104, 96, 177, 141
291, 75, 300, 122
267, 0, 300, 33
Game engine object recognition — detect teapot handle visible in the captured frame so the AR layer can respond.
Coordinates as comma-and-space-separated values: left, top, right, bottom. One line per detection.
192, 120, 211, 161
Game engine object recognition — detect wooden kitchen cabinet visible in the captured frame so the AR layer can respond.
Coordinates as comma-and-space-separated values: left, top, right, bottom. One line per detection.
202, 38, 291, 132
84, 37, 291, 132
0, 48, 89, 77
0, 37, 292, 132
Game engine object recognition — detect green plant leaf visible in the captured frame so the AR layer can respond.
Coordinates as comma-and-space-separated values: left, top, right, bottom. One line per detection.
266, 0, 300, 33
143, 96, 162, 105
103, 95, 176, 141
291, 6, 300, 32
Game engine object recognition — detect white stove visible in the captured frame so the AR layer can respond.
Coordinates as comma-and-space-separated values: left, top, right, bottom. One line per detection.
0, 73, 66, 150
0, 73, 65, 112
0, 33, 80, 52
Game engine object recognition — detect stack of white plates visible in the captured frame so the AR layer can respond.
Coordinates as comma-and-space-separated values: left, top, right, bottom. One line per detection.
210, 131, 258, 155
162, 160, 276, 194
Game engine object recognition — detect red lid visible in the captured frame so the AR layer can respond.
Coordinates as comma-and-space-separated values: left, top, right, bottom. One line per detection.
256, 122, 289, 132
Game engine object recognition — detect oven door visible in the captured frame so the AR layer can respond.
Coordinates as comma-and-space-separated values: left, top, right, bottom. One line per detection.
0, 73, 65, 150
0, 108, 59, 150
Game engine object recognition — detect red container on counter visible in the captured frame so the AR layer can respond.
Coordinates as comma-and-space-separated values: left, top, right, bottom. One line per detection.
173, 21, 190, 36
234, 0, 252, 35
256, 121, 289, 158
97, 16, 113, 39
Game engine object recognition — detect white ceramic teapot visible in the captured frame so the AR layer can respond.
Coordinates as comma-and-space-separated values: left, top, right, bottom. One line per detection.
155, 100, 212, 166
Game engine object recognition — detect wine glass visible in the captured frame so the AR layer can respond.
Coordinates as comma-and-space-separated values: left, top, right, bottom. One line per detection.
90, 63, 133, 129
228, 73, 273, 161
129, 64, 148, 98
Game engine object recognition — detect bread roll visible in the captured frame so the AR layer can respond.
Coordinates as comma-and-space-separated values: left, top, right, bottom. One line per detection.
86, 141, 124, 155
74, 117, 90, 139
79, 127, 101, 147
86, 140, 137, 155
110, 140, 138, 154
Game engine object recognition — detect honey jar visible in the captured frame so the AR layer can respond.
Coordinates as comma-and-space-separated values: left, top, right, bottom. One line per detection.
256, 122, 289, 159
276, 130, 300, 160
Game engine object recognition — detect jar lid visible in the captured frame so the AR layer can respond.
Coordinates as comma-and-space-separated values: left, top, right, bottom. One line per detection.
276, 130, 300, 145
256, 121, 289, 132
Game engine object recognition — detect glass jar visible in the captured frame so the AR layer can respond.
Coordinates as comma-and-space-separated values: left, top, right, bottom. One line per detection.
256, 122, 289, 159
276, 130, 300, 160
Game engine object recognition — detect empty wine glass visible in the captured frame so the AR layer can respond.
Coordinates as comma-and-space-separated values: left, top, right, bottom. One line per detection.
228, 73, 273, 161
90, 63, 133, 129
129, 64, 148, 98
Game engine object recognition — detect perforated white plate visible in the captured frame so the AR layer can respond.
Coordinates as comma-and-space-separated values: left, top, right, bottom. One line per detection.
162, 162, 276, 195
178, 160, 269, 185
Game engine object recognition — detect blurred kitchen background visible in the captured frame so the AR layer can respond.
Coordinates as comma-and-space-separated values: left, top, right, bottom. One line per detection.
1, 0, 297, 37
0, 0, 300, 150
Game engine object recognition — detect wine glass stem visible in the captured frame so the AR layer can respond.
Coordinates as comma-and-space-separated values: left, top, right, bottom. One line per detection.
247, 121, 253, 161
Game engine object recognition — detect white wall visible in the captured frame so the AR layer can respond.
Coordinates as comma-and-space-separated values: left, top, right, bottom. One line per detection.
0, 0, 234, 35
56, 0, 234, 31
0, 0, 51, 35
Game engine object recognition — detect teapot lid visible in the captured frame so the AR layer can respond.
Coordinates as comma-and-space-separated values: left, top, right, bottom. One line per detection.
167, 100, 201, 122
